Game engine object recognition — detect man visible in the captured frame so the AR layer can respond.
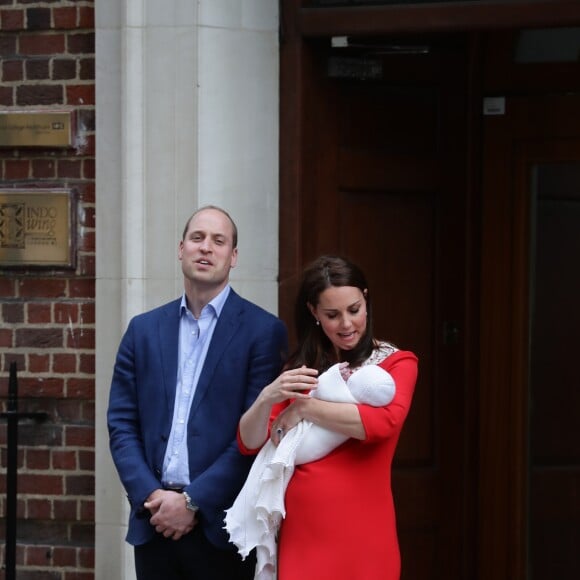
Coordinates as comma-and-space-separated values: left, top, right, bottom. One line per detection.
107, 206, 288, 579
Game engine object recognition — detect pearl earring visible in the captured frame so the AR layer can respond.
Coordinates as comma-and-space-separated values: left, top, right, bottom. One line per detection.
316, 319, 320, 326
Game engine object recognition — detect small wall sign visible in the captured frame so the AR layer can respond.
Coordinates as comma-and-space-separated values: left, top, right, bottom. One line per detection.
0, 110, 74, 148
0, 189, 76, 268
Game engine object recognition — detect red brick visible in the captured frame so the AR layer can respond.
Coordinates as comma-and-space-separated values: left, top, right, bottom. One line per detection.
78, 450, 93, 471
0, 85, 14, 105
79, 57, 94, 81
65, 425, 94, 447
4, 159, 30, 179
26, 7, 51, 30
31, 158, 56, 178
17, 497, 26, 518
82, 401, 95, 423
25, 545, 52, 566
53, 57, 76, 80
2, 59, 23, 81
78, 547, 95, 570
52, 449, 77, 470
15, 327, 63, 348
19, 278, 67, 298
28, 353, 50, 373
0, 34, 17, 55
16, 83, 63, 105
65, 474, 94, 495
58, 159, 82, 178
20, 376, 65, 398
19, 473, 63, 495
79, 353, 94, 374
54, 498, 78, 521
55, 302, 79, 324
83, 158, 95, 179
1, 9, 24, 30
66, 326, 94, 349
0, 277, 15, 296
69, 279, 94, 298
0, 328, 13, 348
53, 353, 77, 373
27, 302, 52, 323
52, 545, 77, 567
66, 84, 94, 106
3, 302, 24, 323
26, 57, 50, 80
67, 378, 94, 398
27, 497, 52, 519
55, 399, 84, 422
53, 7, 77, 29
26, 448, 51, 469
67, 32, 94, 55
79, 500, 94, 522
78, 7, 94, 30
20, 33, 66, 56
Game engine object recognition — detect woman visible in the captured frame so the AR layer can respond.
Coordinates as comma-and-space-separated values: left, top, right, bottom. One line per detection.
238, 255, 418, 580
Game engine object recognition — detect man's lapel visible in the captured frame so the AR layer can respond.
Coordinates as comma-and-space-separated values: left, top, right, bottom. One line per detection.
159, 300, 181, 415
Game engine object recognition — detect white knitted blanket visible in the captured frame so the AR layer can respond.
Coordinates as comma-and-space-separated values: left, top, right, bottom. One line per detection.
224, 363, 395, 580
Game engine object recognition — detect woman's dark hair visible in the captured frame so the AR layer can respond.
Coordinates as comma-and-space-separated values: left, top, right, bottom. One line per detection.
286, 255, 375, 372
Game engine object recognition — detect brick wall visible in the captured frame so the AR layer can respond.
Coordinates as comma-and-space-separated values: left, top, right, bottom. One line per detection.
0, 1, 95, 578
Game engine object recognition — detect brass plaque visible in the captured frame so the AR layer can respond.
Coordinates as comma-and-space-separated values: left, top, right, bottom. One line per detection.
0, 110, 73, 147
0, 190, 75, 268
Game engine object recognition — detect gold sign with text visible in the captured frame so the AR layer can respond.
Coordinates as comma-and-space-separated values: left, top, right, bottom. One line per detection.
0, 190, 75, 267
0, 111, 73, 147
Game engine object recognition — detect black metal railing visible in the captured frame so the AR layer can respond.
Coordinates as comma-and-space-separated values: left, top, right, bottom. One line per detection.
1, 362, 47, 580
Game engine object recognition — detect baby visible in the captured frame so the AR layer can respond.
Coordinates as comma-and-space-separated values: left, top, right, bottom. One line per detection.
225, 362, 396, 580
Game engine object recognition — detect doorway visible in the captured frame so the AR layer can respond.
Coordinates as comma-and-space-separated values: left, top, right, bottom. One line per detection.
279, 5, 580, 578
281, 33, 478, 579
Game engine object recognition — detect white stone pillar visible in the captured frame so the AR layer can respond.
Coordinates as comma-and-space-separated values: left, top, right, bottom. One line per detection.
95, 1, 279, 578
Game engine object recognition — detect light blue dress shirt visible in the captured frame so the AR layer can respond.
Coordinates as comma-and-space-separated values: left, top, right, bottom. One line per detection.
162, 285, 231, 489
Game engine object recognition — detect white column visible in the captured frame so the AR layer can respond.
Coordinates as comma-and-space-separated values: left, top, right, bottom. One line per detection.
95, 1, 279, 578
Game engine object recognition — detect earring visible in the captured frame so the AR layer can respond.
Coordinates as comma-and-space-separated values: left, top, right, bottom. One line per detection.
315, 319, 320, 326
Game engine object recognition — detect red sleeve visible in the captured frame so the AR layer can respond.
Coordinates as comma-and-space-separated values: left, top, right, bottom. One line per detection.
237, 400, 291, 456
357, 350, 418, 443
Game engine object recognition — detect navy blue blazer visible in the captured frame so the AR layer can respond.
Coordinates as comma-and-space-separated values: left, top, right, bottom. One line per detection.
107, 289, 288, 549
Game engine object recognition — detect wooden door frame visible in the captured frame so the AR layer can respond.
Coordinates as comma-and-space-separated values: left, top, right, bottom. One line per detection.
279, 3, 580, 578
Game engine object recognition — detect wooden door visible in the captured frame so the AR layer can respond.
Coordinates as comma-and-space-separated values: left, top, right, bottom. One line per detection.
481, 94, 580, 580
280, 36, 477, 579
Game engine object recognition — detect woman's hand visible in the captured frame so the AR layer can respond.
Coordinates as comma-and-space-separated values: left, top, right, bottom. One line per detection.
258, 365, 318, 406
270, 398, 310, 444
239, 366, 318, 450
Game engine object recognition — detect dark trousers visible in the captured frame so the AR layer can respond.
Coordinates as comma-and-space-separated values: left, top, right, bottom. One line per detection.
134, 526, 256, 580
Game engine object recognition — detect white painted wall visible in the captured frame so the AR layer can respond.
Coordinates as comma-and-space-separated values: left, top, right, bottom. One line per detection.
95, 1, 280, 577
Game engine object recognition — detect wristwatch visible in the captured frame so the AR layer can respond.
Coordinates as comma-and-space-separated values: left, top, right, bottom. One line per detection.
182, 491, 199, 514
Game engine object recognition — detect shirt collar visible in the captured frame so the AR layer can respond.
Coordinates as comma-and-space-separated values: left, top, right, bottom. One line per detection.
179, 284, 231, 319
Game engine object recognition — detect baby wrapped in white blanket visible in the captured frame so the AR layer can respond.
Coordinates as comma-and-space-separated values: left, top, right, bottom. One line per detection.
224, 362, 396, 580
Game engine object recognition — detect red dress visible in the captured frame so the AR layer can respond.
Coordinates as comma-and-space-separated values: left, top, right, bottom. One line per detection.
238, 350, 417, 580
240, 348, 418, 580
